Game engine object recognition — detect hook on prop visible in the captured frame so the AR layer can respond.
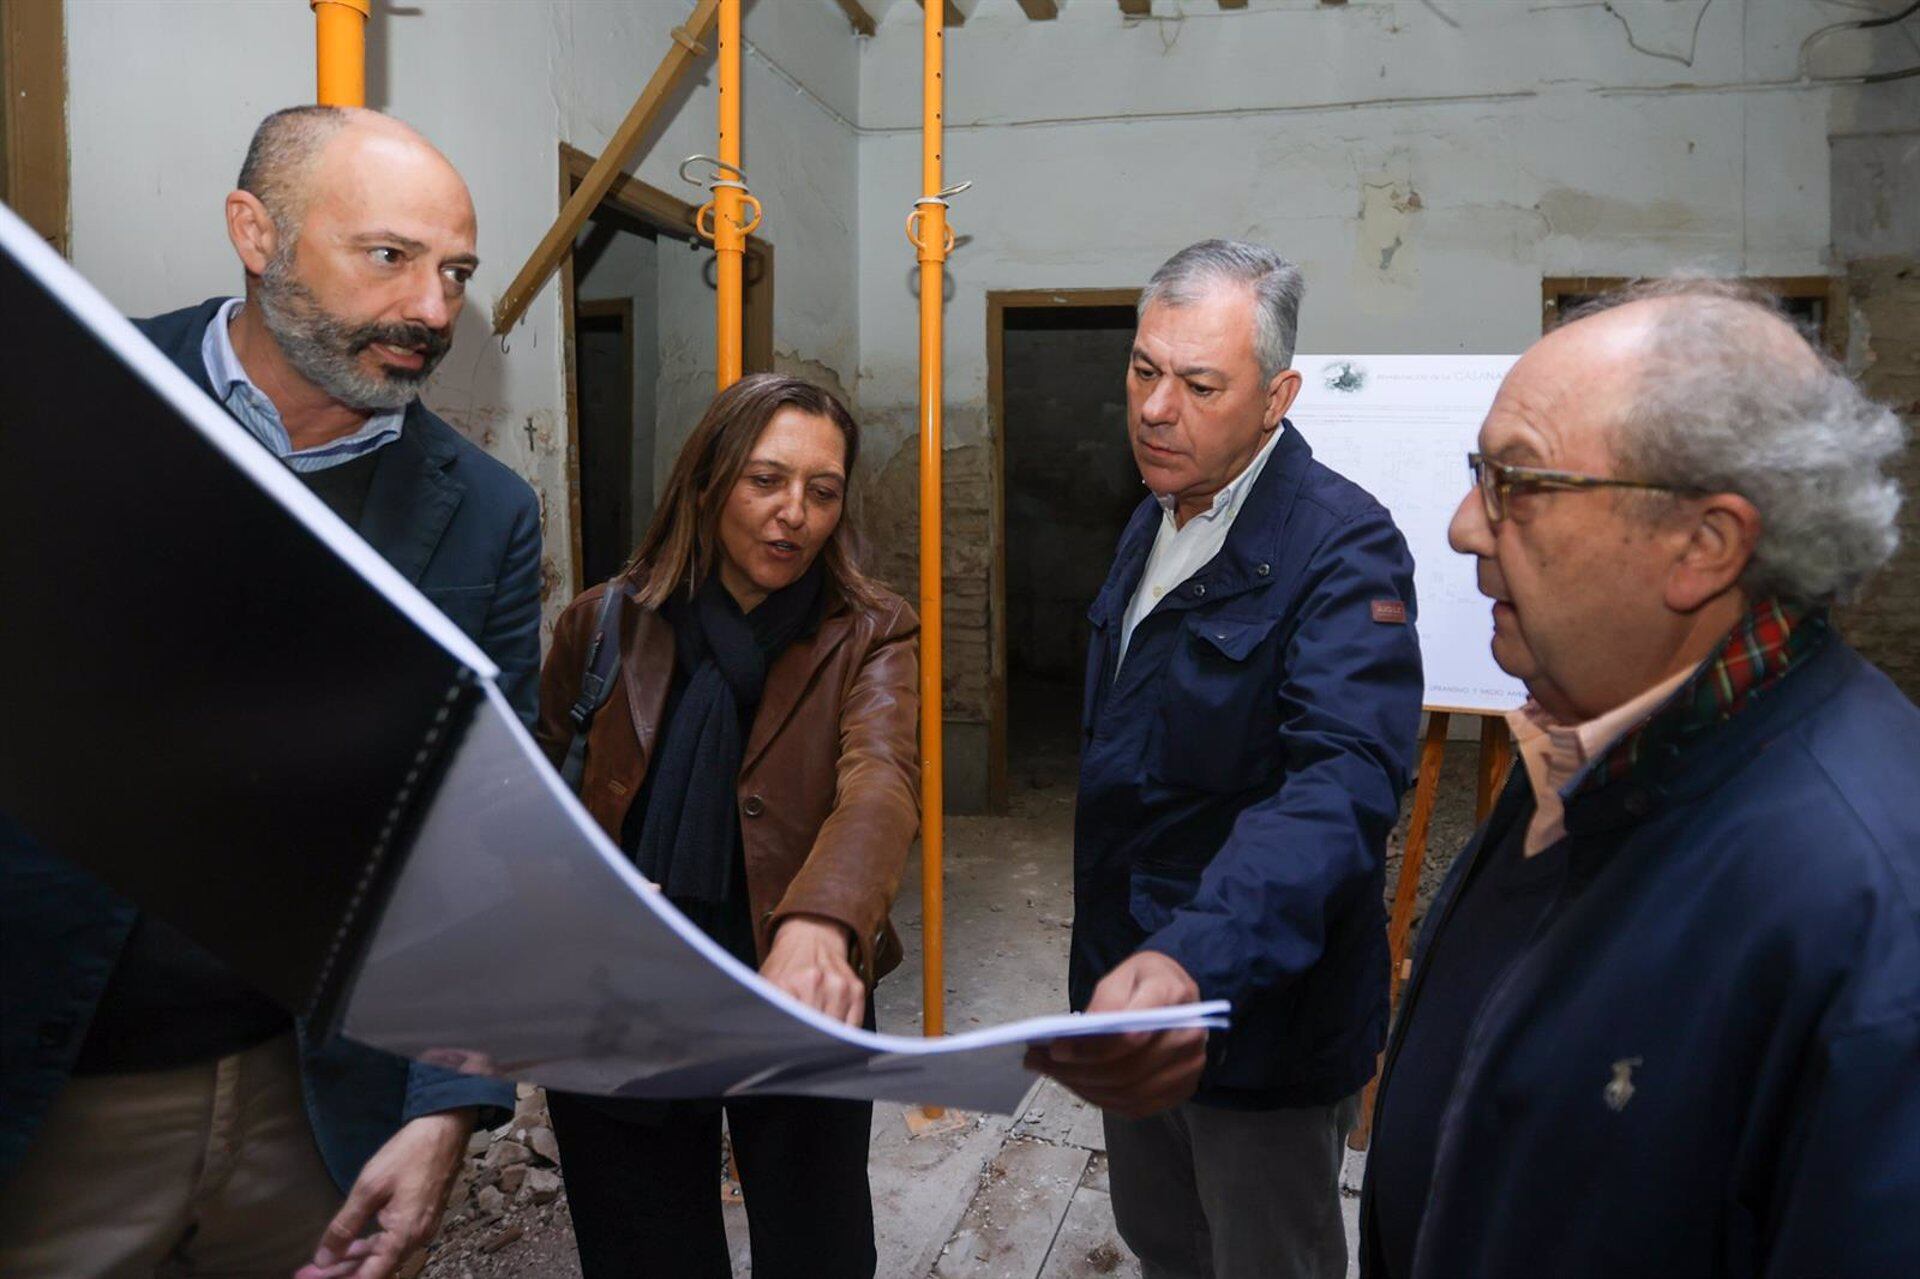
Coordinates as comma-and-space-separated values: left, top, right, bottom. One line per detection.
905, 179, 972, 253
681, 154, 762, 241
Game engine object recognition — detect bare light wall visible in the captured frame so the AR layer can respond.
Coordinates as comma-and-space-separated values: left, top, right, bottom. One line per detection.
63, 0, 861, 638
654, 240, 722, 498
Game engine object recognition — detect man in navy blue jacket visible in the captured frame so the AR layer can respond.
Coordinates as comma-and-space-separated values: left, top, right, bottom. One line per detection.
1361, 280, 1920, 1277
1031, 240, 1423, 1279
0, 108, 538, 1278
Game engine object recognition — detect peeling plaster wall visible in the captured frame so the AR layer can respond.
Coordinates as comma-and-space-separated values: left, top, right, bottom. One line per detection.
852, 0, 1891, 808
64, 0, 860, 638
56, 0, 1911, 807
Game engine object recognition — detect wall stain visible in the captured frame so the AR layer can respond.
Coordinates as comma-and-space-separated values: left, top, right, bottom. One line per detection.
1536, 188, 1703, 239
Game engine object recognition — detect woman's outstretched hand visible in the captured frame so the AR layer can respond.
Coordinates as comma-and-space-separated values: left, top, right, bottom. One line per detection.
762, 914, 865, 1027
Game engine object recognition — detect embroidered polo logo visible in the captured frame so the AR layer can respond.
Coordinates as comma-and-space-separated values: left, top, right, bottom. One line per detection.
1370, 600, 1407, 625
1605, 1057, 1643, 1112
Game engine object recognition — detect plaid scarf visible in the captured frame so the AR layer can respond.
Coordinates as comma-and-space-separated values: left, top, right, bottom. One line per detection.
1577, 598, 1828, 795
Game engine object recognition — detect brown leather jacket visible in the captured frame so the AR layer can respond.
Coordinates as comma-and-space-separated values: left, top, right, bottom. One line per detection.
534, 579, 919, 984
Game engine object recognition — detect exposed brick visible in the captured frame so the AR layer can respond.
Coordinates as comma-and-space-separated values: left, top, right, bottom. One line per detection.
1839, 257, 1920, 703
858, 433, 998, 723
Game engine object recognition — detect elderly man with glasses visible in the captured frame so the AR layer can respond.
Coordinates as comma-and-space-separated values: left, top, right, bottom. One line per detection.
1360, 280, 1920, 1279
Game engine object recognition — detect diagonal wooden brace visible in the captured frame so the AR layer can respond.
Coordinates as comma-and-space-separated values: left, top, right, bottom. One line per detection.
490, 0, 722, 335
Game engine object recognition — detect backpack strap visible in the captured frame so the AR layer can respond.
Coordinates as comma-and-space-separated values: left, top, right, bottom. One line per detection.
560, 579, 632, 793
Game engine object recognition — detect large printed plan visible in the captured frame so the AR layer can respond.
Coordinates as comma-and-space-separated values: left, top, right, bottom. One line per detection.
0, 201, 1224, 1118
1290, 355, 1529, 714
343, 679, 1226, 1114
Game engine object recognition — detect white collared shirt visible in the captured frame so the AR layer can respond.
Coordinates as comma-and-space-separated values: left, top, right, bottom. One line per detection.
1118, 423, 1286, 666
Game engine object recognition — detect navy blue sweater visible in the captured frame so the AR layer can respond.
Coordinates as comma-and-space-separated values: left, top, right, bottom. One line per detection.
1362, 635, 1920, 1277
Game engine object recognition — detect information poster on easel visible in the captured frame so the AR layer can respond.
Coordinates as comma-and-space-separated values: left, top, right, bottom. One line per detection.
1290, 354, 1528, 715
1290, 356, 1531, 1152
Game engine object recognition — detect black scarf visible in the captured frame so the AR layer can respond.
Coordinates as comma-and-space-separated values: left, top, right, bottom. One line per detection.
631, 563, 827, 907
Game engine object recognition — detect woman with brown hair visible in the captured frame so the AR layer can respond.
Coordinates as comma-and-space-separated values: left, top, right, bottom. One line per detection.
533, 374, 917, 1279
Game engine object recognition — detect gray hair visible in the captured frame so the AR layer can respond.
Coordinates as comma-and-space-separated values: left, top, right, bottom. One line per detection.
237, 105, 352, 243
1576, 279, 1907, 607
1139, 239, 1306, 382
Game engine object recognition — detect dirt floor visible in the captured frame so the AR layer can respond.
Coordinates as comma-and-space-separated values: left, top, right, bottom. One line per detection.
421, 685, 1491, 1278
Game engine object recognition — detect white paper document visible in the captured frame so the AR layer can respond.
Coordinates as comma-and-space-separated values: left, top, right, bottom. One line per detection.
1291, 355, 1528, 713
344, 684, 1228, 1115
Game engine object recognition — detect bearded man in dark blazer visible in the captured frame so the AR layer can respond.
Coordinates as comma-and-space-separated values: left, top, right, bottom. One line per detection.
0, 107, 540, 1279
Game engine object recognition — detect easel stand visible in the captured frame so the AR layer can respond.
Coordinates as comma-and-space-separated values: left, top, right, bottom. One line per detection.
1349, 709, 1513, 1152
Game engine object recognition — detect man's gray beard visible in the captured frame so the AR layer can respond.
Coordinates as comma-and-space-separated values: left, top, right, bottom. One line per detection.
255, 251, 438, 412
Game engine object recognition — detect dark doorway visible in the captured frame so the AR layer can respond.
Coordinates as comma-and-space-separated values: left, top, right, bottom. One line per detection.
1543, 275, 1842, 354
574, 296, 637, 587
571, 200, 661, 591
997, 301, 1142, 789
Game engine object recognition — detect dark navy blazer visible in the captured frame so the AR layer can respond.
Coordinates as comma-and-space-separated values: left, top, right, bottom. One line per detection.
1361, 635, 1920, 1277
1072, 425, 1425, 1107
0, 299, 538, 1191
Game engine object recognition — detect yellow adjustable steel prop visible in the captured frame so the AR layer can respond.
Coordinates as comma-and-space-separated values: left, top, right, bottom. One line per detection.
311, 0, 370, 107
686, 0, 761, 391
907, 0, 969, 1067
682, 154, 762, 392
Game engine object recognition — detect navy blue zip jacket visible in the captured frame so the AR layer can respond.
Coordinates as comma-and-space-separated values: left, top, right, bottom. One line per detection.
1073, 424, 1424, 1106
1361, 634, 1920, 1277
1, 300, 535, 1191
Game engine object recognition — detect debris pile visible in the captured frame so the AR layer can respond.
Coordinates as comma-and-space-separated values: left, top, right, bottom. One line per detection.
419, 1084, 578, 1279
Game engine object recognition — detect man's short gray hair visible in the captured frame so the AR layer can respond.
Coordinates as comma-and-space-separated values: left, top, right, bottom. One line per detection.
1576, 279, 1907, 607
1139, 239, 1306, 382
237, 105, 352, 241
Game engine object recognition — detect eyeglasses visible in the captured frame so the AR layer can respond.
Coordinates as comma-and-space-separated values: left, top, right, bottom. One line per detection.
1467, 453, 1705, 524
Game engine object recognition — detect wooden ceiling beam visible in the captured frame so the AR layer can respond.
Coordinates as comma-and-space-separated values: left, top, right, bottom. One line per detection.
833, 0, 876, 36
1119, 0, 1152, 15
1015, 0, 1059, 18
491, 0, 720, 334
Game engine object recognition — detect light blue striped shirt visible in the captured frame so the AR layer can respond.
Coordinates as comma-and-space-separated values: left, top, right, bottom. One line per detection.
200, 298, 405, 473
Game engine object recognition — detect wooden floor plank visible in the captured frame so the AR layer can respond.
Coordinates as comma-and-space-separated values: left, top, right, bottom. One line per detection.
1037, 1184, 1140, 1279
878, 1103, 1022, 1279
934, 1137, 1090, 1279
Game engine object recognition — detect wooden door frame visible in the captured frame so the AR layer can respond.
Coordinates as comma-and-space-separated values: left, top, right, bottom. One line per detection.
558, 142, 774, 597
2, 0, 69, 256
1542, 275, 1846, 354
985, 287, 1141, 814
